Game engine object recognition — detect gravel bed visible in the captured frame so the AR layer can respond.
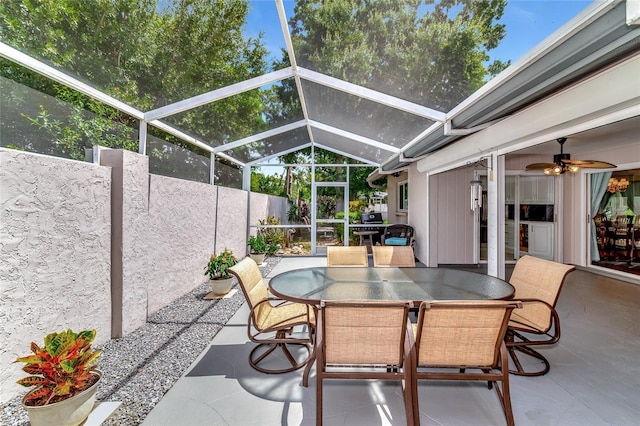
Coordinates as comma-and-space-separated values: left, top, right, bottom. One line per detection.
1, 257, 281, 426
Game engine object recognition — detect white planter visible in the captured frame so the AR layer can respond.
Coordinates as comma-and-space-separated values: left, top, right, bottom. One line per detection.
249, 253, 266, 265
210, 277, 234, 295
22, 370, 101, 426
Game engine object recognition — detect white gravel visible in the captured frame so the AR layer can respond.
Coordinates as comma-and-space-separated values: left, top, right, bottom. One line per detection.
0, 257, 280, 426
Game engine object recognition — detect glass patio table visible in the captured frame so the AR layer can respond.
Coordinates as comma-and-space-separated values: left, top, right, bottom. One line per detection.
269, 267, 515, 306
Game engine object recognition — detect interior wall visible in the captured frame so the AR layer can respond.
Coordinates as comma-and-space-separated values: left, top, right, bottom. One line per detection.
0, 148, 112, 404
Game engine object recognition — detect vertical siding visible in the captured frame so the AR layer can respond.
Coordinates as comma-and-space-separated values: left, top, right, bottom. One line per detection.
431, 167, 476, 264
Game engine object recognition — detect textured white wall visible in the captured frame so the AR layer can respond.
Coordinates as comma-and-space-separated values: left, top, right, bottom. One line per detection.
0, 149, 112, 404
100, 150, 151, 335
215, 186, 248, 258
146, 174, 218, 315
249, 192, 289, 230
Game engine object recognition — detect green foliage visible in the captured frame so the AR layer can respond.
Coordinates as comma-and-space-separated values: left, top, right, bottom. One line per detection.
251, 170, 286, 196
204, 248, 238, 280
1, 0, 269, 168
317, 195, 337, 219
15, 329, 101, 406
290, 0, 509, 111
247, 235, 268, 254
258, 216, 284, 255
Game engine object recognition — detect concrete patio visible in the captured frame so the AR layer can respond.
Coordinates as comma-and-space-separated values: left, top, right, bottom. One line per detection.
141, 257, 640, 425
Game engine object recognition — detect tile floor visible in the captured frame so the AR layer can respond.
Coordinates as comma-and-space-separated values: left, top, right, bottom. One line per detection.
142, 257, 640, 425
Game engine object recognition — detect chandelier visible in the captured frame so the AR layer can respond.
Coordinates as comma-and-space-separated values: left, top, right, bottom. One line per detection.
607, 177, 629, 193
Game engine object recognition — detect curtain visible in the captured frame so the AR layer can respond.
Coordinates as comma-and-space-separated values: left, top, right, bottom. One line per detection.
590, 171, 613, 262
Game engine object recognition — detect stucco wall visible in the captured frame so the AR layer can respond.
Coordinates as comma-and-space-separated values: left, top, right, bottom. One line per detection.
146, 174, 218, 315
0, 148, 112, 404
215, 186, 248, 257
249, 192, 289, 231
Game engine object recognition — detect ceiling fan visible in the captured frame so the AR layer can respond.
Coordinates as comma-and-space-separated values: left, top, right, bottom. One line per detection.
525, 137, 616, 175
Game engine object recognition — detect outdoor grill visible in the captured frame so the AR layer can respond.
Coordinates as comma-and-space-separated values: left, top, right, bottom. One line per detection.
360, 213, 384, 245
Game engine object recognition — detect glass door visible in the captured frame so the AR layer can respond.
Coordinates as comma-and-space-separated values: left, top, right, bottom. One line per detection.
313, 183, 348, 255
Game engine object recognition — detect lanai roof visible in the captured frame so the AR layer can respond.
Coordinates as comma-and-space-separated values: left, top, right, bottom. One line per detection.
1, 0, 638, 173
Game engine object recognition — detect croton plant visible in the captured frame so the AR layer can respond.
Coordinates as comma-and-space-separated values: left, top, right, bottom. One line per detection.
15, 329, 102, 406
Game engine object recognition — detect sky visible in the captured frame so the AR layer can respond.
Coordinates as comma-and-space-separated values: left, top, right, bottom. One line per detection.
244, 0, 595, 67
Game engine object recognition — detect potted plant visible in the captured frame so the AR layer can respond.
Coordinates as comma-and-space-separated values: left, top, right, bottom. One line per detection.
14, 329, 102, 426
204, 248, 238, 295
247, 235, 267, 265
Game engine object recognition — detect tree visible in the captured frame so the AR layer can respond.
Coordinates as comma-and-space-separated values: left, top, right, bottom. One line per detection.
0, 0, 269, 177
290, 0, 509, 111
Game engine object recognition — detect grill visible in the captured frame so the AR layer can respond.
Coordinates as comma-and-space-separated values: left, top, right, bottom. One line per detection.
360, 213, 384, 245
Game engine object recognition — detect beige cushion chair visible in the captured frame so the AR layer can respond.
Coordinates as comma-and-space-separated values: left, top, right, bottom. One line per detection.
326, 245, 368, 267
412, 300, 522, 426
372, 245, 416, 267
228, 257, 315, 374
506, 255, 575, 376
315, 300, 416, 426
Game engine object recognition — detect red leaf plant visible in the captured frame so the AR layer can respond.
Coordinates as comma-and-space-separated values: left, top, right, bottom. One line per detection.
14, 329, 101, 406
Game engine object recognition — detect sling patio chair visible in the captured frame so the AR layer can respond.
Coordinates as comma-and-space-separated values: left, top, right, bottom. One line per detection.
506, 255, 575, 376
228, 257, 315, 374
372, 245, 416, 267
411, 300, 522, 426
326, 245, 369, 267
315, 300, 416, 426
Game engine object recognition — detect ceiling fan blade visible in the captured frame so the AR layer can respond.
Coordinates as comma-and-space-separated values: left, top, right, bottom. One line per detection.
526, 163, 556, 171
562, 159, 616, 168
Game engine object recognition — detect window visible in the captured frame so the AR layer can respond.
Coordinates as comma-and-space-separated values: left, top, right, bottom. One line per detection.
398, 181, 408, 211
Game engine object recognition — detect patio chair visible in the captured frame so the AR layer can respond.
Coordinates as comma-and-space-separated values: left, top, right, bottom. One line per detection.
372, 245, 416, 267
315, 300, 416, 426
228, 257, 315, 374
506, 255, 575, 376
412, 300, 522, 426
326, 245, 368, 267
382, 224, 415, 247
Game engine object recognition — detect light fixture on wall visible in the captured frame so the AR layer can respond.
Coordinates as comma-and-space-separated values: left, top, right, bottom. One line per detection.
607, 177, 629, 193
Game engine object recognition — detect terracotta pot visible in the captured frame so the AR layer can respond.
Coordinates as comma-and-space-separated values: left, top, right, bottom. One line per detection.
249, 253, 266, 265
22, 370, 101, 426
210, 277, 234, 295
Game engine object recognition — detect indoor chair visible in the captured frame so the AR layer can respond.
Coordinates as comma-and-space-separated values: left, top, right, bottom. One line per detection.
372, 245, 416, 267
506, 255, 575, 376
315, 300, 416, 426
228, 257, 315, 374
412, 300, 522, 426
326, 245, 368, 267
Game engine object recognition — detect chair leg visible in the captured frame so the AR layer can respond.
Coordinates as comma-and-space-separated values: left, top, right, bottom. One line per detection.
249, 329, 312, 374
316, 378, 324, 426
507, 344, 551, 377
